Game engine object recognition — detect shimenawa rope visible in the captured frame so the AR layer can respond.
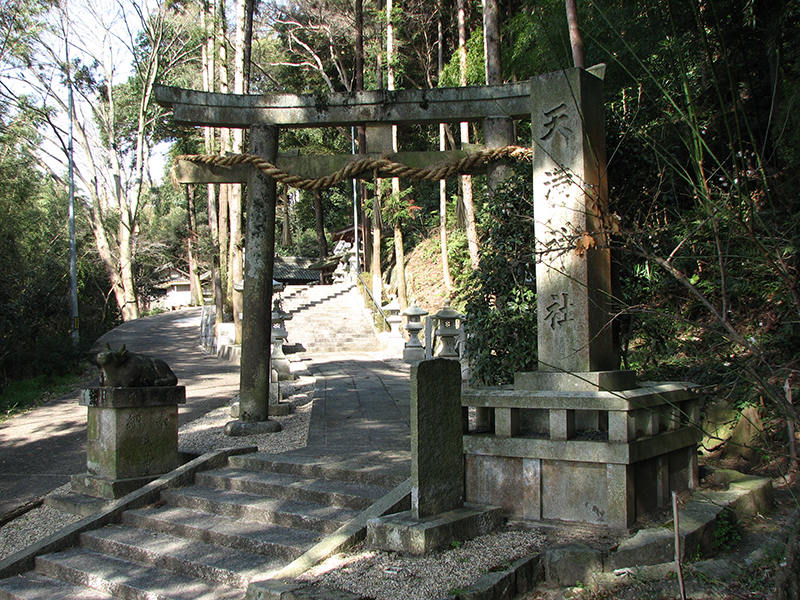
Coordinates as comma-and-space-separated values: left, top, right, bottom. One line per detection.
173, 145, 532, 191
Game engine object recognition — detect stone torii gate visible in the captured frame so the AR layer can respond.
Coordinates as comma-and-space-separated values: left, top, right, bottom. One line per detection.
157, 66, 700, 529
155, 65, 610, 436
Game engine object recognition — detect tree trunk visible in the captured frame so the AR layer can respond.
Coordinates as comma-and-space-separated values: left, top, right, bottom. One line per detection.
460, 0, 479, 269
281, 186, 293, 247
185, 183, 203, 305
386, 0, 405, 306
218, 0, 231, 313
565, 0, 584, 69
483, 0, 515, 195
393, 222, 407, 309
230, 0, 251, 343
203, 0, 223, 321
313, 190, 328, 284
437, 12, 452, 294
372, 181, 382, 305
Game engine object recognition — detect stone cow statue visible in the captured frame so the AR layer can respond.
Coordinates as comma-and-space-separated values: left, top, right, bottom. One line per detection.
97, 344, 178, 387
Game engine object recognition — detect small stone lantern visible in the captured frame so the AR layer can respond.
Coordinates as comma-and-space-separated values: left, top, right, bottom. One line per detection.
271, 298, 293, 381
401, 301, 428, 363
431, 303, 465, 359
382, 296, 405, 354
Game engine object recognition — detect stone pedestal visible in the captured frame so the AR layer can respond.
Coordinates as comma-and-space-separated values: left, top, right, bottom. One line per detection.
72, 386, 185, 499
368, 359, 502, 554
462, 373, 702, 529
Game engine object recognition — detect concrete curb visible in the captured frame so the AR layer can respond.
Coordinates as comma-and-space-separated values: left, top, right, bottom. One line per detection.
0, 445, 257, 579
436, 554, 544, 600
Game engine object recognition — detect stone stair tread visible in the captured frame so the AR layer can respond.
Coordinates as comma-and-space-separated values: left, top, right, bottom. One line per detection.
122, 505, 319, 559
0, 572, 116, 600
161, 485, 361, 533
196, 468, 390, 509
228, 452, 409, 487
81, 525, 278, 589
35, 547, 245, 600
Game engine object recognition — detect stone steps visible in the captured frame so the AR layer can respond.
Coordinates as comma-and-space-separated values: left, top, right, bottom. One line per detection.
0, 572, 116, 600
35, 548, 245, 600
0, 451, 399, 600
122, 504, 318, 561
160, 486, 361, 534
80, 525, 275, 589
279, 283, 380, 354
227, 451, 408, 488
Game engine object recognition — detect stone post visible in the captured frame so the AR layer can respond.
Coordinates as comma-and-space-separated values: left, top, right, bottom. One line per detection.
531, 67, 613, 373
411, 358, 463, 518
226, 124, 282, 436
366, 358, 503, 553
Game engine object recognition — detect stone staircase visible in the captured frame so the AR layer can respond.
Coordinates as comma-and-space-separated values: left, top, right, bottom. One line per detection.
0, 452, 407, 600
280, 283, 381, 355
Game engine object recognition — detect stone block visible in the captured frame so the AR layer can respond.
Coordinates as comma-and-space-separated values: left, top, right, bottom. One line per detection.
550, 409, 575, 440
606, 463, 634, 529
224, 419, 283, 436
544, 544, 604, 587
465, 455, 542, 520
542, 460, 607, 524
366, 504, 504, 555
461, 569, 515, 600
515, 370, 636, 392
269, 403, 291, 416
514, 554, 544, 594
80, 386, 186, 408
411, 358, 463, 518
607, 528, 674, 570
70, 472, 162, 500
495, 408, 519, 437
80, 386, 185, 498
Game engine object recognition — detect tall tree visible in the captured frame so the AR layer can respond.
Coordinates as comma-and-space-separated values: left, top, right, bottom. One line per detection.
437, 8, 453, 294
565, 0, 584, 68
459, 0, 479, 269
20, 0, 199, 321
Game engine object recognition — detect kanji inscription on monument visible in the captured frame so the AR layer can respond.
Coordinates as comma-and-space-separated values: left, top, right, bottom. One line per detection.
531, 68, 613, 373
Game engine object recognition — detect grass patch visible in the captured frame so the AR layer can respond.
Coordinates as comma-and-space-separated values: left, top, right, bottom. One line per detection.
0, 373, 83, 421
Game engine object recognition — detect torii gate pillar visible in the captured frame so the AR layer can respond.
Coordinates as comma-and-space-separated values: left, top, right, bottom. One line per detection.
225, 124, 282, 436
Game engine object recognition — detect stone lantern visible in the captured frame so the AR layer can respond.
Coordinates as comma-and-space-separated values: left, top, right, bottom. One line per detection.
271, 298, 293, 381
401, 301, 428, 363
431, 303, 465, 359
382, 296, 405, 354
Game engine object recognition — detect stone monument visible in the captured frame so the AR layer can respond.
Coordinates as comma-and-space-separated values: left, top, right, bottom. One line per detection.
462, 67, 701, 529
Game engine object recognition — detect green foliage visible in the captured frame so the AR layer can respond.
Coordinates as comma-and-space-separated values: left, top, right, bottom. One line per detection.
0, 372, 84, 422
460, 167, 538, 386
713, 509, 741, 552
439, 28, 485, 87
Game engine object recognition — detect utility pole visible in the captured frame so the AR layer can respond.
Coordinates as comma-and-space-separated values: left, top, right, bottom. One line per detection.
66, 5, 79, 346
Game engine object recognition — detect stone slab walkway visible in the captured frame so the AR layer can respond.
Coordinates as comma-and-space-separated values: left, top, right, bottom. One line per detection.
288, 353, 411, 480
